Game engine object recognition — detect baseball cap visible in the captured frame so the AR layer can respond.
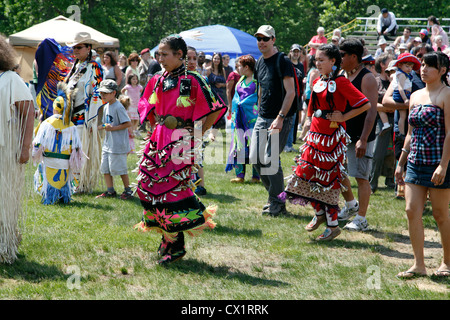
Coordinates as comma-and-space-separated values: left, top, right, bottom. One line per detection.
419, 29, 428, 36
290, 43, 302, 51
205, 54, 212, 61
414, 37, 422, 43
362, 54, 375, 65
140, 48, 150, 55
99, 79, 118, 93
255, 25, 275, 38
381, 8, 388, 14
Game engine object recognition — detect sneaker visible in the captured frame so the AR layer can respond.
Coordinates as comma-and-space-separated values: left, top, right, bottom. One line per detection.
262, 202, 287, 217
305, 214, 327, 232
96, 191, 117, 198
120, 189, 133, 200
338, 201, 359, 221
379, 123, 391, 136
344, 216, 369, 231
230, 177, 244, 183
283, 146, 295, 153
316, 227, 341, 241
195, 186, 207, 196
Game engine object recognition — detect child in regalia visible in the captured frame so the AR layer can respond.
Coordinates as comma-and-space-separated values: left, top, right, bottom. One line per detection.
280, 44, 371, 241
32, 82, 85, 205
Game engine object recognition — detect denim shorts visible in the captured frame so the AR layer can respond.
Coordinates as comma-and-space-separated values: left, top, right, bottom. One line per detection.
404, 161, 450, 189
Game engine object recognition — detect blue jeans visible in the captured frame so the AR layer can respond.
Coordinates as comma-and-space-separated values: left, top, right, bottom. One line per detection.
285, 115, 296, 148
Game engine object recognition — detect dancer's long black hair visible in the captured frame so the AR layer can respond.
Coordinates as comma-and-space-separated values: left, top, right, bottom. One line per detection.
309, 44, 342, 112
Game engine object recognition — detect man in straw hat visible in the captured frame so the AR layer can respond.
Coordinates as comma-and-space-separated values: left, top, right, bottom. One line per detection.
65, 32, 104, 193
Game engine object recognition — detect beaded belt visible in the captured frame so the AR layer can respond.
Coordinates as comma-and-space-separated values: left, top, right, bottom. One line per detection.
154, 114, 194, 130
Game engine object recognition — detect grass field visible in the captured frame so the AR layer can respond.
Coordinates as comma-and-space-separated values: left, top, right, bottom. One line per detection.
0, 128, 449, 300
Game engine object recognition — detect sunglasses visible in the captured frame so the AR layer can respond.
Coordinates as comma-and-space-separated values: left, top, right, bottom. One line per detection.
73, 45, 87, 50
256, 36, 272, 42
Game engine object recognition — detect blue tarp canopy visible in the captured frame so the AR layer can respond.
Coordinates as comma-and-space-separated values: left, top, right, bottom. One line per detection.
152, 24, 261, 61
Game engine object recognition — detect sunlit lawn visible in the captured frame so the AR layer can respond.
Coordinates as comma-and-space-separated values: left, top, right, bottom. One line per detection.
0, 129, 449, 300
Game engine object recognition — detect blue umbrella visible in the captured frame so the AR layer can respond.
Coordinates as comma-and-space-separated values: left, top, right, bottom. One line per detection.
152, 24, 261, 60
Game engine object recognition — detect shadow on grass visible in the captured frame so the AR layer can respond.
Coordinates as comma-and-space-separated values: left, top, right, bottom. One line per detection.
307, 236, 415, 260
200, 193, 241, 204
369, 228, 442, 250
213, 225, 263, 238
165, 258, 289, 288
61, 200, 115, 211
0, 254, 66, 283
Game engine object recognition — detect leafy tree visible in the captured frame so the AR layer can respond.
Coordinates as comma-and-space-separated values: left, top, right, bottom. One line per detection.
1, 0, 449, 56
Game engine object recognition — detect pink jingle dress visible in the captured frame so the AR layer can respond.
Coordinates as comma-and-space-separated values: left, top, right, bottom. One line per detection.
134, 66, 226, 241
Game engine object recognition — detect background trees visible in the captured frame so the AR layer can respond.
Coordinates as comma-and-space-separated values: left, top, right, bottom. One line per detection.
1, 0, 449, 54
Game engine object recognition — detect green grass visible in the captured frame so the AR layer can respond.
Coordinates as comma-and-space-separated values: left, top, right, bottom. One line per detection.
1, 129, 449, 300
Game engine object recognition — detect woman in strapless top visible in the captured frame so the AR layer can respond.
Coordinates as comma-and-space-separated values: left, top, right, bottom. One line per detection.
395, 51, 450, 279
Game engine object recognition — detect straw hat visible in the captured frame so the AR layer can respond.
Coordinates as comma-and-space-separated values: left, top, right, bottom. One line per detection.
67, 32, 100, 48
378, 37, 387, 46
394, 53, 421, 71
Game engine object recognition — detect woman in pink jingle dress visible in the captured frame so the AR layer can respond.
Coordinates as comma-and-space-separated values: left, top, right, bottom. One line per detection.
134, 36, 226, 265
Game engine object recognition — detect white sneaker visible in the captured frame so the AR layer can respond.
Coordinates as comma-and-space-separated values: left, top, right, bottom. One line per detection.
379, 123, 391, 136
283, 146, 295, 153
338, 201, 359, 221
344, 215, 369, 232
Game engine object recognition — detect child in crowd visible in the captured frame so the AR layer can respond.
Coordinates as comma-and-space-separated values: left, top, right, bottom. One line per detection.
118, 95, 135, 154
96, 79, 133, 200
121, 74, 143, 138
378, 53, 420, 136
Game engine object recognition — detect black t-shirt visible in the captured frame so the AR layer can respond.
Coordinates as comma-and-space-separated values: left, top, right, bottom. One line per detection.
255, 52, 296, 119
345, 67, 376, 143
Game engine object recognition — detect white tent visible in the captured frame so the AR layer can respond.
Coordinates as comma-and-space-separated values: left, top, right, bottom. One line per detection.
8, 15, 119, 82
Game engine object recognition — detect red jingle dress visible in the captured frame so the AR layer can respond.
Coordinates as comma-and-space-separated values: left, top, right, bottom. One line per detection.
280, 75, 369, 226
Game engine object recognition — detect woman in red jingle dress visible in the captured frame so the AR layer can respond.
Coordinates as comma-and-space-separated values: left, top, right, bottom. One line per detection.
280, 44, 370, 241
134, 36, 226, 264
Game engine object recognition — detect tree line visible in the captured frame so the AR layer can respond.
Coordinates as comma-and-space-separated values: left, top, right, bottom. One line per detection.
1, 0, 448, 54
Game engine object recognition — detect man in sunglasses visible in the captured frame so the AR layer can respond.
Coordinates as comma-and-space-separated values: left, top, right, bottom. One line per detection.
250, 25, 296, 216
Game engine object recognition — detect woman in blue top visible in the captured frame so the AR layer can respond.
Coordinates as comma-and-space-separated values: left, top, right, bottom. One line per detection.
395, 51, 450, 278
225, 55, 260, 183
206, 53, 227, 105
